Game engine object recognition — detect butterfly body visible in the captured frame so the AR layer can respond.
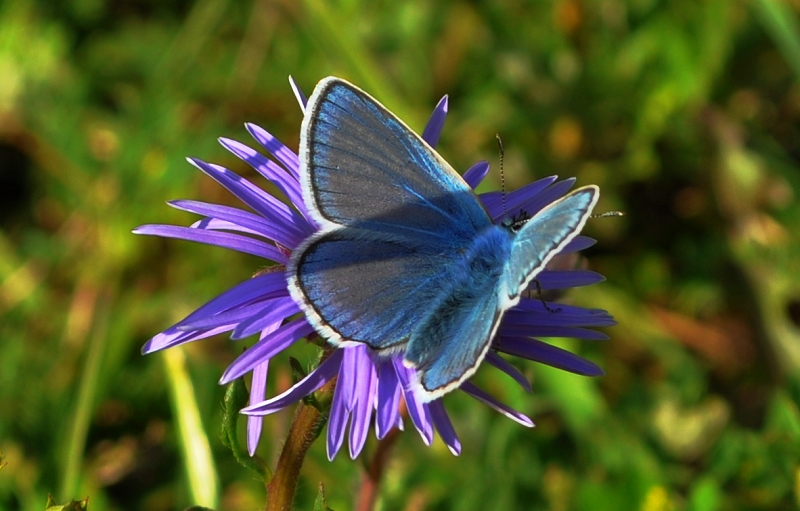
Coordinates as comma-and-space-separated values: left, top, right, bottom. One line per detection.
288, 77, 598, 401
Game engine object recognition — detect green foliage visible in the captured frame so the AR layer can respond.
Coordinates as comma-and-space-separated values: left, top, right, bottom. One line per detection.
2, 0, 800, 509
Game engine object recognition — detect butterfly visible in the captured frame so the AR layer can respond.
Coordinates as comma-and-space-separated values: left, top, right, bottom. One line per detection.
287, 77, 599, 402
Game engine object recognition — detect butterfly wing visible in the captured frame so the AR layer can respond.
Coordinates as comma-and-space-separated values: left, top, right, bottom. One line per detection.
290, 77, 493, 350
290, 228, 462, 351
299, 77, 490, 240
404, 226, 510, 400
502, 185, 599, 305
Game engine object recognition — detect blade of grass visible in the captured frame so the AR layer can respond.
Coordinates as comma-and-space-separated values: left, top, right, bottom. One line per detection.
163, 348, 220, 508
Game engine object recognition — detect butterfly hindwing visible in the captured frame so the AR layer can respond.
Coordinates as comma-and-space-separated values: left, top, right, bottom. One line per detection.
503, 186, 599, 304
405, 225, 510, 398
290, 227, 462, 351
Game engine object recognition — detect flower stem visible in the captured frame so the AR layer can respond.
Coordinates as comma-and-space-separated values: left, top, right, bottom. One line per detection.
355, 427, 401, 511
265, 378, 335, 511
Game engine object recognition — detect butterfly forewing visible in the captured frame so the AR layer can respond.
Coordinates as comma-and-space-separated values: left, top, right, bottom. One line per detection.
300, 78, 491, 241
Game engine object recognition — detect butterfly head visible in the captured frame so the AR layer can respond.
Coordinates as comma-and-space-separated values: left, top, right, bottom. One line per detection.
501, 210, 531, 233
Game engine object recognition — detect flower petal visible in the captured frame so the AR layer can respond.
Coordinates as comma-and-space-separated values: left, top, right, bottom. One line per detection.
428, 400, 461, 455
243, 349, 344, 414
133, 224, 288, 263
245, 123, 301, 180
289, 76, 308, 110
460, 382, 534, 427
506, 299, 617, 327
395, 359, 433, 445
535, 270, 605, 289
171, 199, 304, 247
221, 319, 315, 383
496, 336, 604, 376
561, 235, 596, 253
247, 358, 270, 456
179, 298, 285, 331
349, 348, 378, 458
219, 137, 307, 218
231, 297, 300, 339
508, 178, 577, 219
484, 351, 532, 393
422, 95, 448, 147
326, 346, 362, 459
375, 359, 402, 440
178, 272, 287, 325
188, 157, 307, 229
463, 161, 490, 189
144, 325, 234, 353
479, 175, 558, 218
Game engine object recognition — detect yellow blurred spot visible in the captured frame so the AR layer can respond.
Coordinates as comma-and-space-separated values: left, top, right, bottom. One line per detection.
640, 486, 672, 511
795, 466, 800, 508
142, 149, 167, 178
88, 128, 120, 161
549, 116, 583, 159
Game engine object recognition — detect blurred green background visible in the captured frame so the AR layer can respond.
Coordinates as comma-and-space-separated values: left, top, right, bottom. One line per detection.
2, 0, 800, 509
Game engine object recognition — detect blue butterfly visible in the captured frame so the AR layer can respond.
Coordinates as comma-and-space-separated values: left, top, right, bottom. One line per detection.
288, 77, 599, 402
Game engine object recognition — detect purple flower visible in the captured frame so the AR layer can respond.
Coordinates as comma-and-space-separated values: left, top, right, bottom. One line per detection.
135, 77, 615, 460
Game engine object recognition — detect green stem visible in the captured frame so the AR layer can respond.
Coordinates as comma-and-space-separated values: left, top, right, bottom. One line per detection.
265, 378, 336, 511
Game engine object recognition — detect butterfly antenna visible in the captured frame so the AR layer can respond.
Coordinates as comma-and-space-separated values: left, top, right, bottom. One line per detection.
496, 134, 506, 218
592, 210, 625, 219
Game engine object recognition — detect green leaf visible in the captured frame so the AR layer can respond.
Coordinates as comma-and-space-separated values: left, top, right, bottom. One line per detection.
313, 482, 334, 511
44, 495, 89, 511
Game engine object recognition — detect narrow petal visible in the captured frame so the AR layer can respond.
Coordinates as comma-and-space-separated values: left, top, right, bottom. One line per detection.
143, 324, 234, 353
535, 270, 605, 290
501, 324, 610, 340
484, 351, 532, 393
375, 359, 402, 440
507, 178, 576, 218
349, 349, 378, 458
394, 359, 433, 445
289, 76, 308, 110
221, 319, 315, 383
421, 95, 448, 147
219, 137, 307, 217
231, 297, 300, 339
561, 235, 596, 253
243, 349, 344, 414
133, 224, 288, 263
327, 347, 360, 459
245, 123, 301, 180
428, 400, 461, 455
506, 300, 617, 327
179, 298, 286, 331
247, 321, 282, 455
171, 272, 287, 328
247, 358, 270, 456
460, 382, 534, 427
189, 218, 264, 238
463, 161, 490, 189
496, 336, 605, 376
171, 199, 304, 247
187, 158, 307, 230
480, 176, 559, 219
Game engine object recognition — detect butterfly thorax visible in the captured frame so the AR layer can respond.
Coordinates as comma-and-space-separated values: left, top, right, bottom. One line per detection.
456, 225, 512, 287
